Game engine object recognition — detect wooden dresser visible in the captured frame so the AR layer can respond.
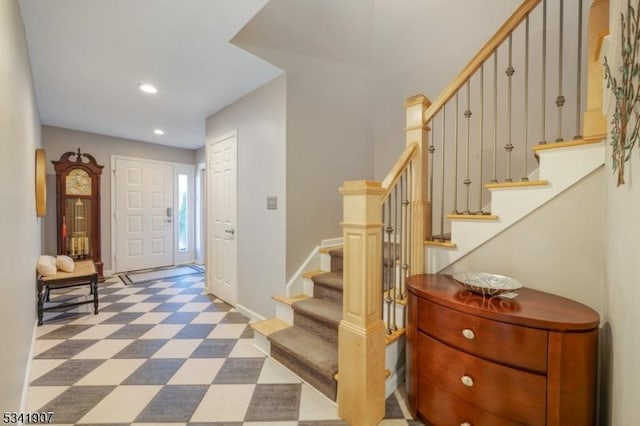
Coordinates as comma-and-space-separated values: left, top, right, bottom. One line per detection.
406, 274, 599, 426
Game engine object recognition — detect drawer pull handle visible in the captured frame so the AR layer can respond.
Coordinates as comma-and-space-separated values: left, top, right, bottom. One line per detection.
461, 375, 474, 387
461, 423, 472, 426
462, 328, 475, 340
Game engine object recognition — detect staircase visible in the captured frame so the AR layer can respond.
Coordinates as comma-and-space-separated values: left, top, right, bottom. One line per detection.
252, 0, 609, 424
267, 247, 343, 400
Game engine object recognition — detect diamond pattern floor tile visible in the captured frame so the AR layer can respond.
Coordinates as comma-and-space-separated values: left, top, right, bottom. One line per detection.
244, 383, 301, 421
27, 271, 419, 425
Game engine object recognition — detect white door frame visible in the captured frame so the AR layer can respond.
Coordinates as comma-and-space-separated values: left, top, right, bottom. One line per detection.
110, 155, 195, 273
195, 161, 206, 264
206, 130, 238, 305
173, 163, 196, 266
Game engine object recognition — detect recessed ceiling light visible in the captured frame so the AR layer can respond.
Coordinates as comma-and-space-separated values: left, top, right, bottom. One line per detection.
154, 129, 164, 135
138, 83, 158, 94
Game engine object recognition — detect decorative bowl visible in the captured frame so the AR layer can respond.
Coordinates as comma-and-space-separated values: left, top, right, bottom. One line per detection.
452, 272, 523, 296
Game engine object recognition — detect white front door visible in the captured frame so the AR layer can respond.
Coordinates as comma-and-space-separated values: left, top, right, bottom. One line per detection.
115, 158, 174, 272
206, 131, 238, 305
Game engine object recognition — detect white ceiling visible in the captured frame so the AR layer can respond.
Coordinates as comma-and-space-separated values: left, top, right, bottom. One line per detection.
18, 0, 283, 150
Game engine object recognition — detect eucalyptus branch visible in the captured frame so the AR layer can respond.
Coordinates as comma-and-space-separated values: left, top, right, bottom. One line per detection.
604, 0, 640, 186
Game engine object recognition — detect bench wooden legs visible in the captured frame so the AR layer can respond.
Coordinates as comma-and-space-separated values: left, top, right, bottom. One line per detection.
37, 274, 99, 326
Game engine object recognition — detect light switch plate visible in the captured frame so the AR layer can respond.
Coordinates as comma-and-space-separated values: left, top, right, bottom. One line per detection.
267, 196, 278, 210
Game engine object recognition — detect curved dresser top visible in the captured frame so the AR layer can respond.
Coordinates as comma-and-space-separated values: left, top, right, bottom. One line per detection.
407, 274, 599, 331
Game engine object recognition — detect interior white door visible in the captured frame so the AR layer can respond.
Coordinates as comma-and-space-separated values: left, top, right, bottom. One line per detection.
206, 131, 238, 305
115, 158, 174, 272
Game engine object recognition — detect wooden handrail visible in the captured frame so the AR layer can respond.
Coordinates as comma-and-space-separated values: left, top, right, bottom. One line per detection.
381, 142, 418, 200
423, 0, 542, 123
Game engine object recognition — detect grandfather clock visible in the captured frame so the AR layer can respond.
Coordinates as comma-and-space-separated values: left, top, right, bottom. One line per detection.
53, 148, 104, 281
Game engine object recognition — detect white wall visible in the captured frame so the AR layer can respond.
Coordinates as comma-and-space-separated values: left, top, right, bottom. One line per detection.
42, 126, 197, 272
0, 0, 42, 411
205, 75, 286, 318
601, 0, 640, 423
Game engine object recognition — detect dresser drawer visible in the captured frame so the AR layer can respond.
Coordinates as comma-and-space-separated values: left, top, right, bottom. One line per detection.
418, 332, 546, 425
417, 376, 521, 426
418, 297, 548, 373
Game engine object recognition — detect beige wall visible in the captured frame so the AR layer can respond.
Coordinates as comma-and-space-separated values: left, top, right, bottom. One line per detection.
284, 59, 375, 278
603, 143, 640, 425
442, 168, 605, 315
601, 1, 640, 423
205, 75, 287, 318
0, 0, 42, 411
373, 0, 521, 179
233, 0, 376, 278
42, 126, 197, 272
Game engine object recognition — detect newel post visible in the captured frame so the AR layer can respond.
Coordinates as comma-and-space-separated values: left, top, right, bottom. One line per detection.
405, 94, 432, 274
338, 180, 386, 426
583, 0, 610, 142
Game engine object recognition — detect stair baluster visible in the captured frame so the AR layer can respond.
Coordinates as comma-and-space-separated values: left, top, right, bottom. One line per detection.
401, 172, 409, 300
428, 121, 435, 239
556, 0, 566, 142
392, 183, 399, 331
464, 81, 472, 213
505, 33, 515, 182
523, 15, 530, 182
384, 199, 393, 334
453, 91, 460, 213
478, 64, 486, 213
575, 0, 584, 139
492, 51, 499, 183
541, 0, 548, 145
439, 108, 446, 237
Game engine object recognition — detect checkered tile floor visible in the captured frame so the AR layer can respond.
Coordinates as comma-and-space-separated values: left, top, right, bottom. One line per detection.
28, 273, 422, 425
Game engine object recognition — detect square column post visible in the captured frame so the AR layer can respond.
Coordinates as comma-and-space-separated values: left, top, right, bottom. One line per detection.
405, 94, 432, 274
338, 180, 386, 426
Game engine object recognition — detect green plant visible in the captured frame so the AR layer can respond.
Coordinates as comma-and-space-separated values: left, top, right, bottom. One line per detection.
604, 0, 640, 186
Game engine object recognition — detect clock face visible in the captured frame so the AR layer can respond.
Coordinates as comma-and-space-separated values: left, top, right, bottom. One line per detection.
66, 168, 92, 196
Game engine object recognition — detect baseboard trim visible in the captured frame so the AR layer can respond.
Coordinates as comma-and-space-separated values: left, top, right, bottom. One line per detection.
385, 365, 406, 399
21, 319, 38, 412
321, 237, 343, 247
285, 246, 320, 297
236, 304, 266, 323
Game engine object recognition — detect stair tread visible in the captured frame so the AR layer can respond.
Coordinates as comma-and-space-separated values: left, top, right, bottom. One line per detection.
327, 247, 343, 258
272, 294, 310, 306
311, 271, 343, 290
302, 270, 325, 280
268, 326, 338, 378
319, 245, 343, 254
251, 317, 290, 336
485, 180, 548, 190
425, 240, 457, 249
293, 297, 342, 325
446, 213, 498, 220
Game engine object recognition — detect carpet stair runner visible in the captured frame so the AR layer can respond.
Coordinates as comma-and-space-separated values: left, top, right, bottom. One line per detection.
267, 247, 344, 400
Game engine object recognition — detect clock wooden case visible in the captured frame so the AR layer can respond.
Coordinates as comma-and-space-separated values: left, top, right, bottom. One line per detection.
53, 149, 104, 281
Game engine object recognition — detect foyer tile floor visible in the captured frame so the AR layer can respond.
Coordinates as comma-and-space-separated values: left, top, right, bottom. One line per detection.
28, 273, 423, 425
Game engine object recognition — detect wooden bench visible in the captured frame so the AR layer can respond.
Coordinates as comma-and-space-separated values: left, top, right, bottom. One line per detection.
37, 260, 98, 325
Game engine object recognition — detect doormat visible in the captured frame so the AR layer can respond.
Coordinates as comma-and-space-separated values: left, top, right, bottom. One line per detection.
120, 264, 205, 285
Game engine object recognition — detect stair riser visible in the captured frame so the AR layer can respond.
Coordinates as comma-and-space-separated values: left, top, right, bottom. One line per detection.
275, 302, 294, 325
294, 310, 338, 346
330, 254, 343, 272
271, 344, 337, 400
313, 283, 342, 305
